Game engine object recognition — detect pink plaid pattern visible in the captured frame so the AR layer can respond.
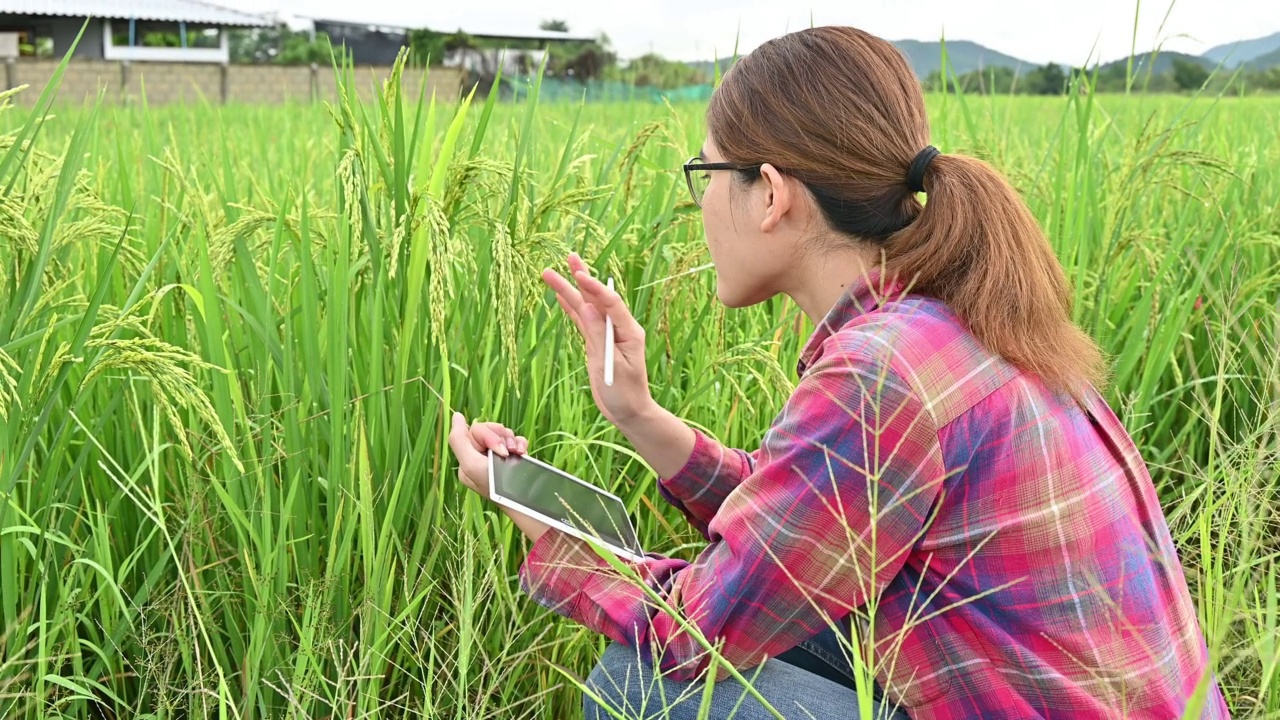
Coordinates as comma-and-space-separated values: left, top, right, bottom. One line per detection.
519, 271, 1228, 719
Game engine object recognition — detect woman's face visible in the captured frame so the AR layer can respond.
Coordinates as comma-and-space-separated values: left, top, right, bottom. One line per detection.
698, 136, 808, 308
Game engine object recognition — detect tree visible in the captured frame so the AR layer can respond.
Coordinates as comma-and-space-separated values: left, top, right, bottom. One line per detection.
1025, 62, 1067, 95
923, 65, 1019, 94
614, 53, 707, 88
229, 25, 332, 64
407, 28, 449, 65
1254, 66, 1280, 91
539, 20, 570, 32
544, 34, 616, 82
1172, 58, 1210, 91
277, 32, 330, 64
1090, 62, 1132, 93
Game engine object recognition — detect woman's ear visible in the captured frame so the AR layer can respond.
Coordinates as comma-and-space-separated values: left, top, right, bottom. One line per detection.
758, 163, 791, 233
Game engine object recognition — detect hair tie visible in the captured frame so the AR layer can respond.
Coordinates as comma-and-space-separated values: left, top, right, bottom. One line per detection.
906, 145, 940, 194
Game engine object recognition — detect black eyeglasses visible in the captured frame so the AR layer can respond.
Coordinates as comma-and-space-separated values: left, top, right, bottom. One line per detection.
682, 157, 763, 208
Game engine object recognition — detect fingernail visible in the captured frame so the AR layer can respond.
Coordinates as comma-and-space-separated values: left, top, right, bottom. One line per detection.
506, 437, 517, 452
452, 412, 463, 423
496, 444, 509, 457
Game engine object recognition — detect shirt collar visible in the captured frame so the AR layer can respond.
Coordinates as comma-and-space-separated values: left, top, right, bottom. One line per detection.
796, 268, 905, 377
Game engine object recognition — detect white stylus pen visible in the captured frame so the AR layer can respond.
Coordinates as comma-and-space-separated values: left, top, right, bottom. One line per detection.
604, 276, 615, 387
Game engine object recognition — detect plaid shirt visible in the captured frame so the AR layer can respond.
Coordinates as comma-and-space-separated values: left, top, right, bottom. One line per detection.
519, 271, 1228, 719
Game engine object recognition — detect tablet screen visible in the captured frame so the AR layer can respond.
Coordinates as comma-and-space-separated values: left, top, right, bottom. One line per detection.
491, 453, 643, 558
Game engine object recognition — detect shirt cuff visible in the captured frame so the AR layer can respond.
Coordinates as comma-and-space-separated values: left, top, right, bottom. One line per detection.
657, 428, 733, 516
518, 528, 605, 619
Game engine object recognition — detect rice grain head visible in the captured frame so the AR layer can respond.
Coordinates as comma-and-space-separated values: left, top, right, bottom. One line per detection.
82, 336, 243, 473
423, 198, 455, 367
0, 347, 20, 420
490, 221, 520, 388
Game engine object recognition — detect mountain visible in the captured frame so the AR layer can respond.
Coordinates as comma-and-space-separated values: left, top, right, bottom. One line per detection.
1201, 32, 1280, 68
891, 40, 1035, 78
1096, 51, 1215, 76
1244, 46, 1280, 71
684, 42, 1037, 80
681, 35, 1280, 82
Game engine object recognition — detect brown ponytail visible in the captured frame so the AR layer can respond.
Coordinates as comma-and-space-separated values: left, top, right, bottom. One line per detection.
707, 26, 1106, 398
887, 152, 1106, 397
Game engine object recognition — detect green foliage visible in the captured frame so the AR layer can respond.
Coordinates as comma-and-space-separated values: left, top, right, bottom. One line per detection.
140, 31, 180, 48
1174, 58, 1212, 91
930, 61, 1069, 95
407, 24, 615, 80
924, 54, 1280, 95
228, 24, 334, 65
1024, 62, 1067, 94
407, 28, 450, 66
1253, 66, 1280, 90
539, 19, 570, 32
544, 34, 616, 82
610, 53, 709, 89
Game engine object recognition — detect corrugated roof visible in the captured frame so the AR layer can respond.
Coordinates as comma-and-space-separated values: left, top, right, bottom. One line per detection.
0, 0, 274, 27
466, 28, 599, 43
302, 15, 598, 43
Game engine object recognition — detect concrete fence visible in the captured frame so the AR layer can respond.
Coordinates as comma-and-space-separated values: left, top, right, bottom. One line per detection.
1, 59, 466, 107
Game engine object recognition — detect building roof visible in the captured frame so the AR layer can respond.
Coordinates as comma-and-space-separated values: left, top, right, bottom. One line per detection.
304, 16, 597, 44
0, 0, 274, 27
465, 28, 597, 44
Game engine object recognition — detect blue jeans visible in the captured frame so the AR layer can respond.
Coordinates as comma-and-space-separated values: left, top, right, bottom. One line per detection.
581, 622, 911, 719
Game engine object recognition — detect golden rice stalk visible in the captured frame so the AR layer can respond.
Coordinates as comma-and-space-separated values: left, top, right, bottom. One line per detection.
26, 273, 81, 321
52, 216, 129, 249
207, 204, 282, 270
634, 214, 706, 345
22, 158, 61, 205
388, 190, 421, 279
1, 148, 139, 283
150, 145, 217, 231
0, 85, 27, 106
337, 147, 365, 252
376, 48, 411, 152
529, 184, 612, 237
490, 221, 520, 388
0, 195, 40, 253
94, 302, 153, 337
329, 62, 363, 149
210, 198, 335, 279
656, 97, 697, 156
30, 338, 81, 422
81, 337, 243, 473
618, 120, 663, 202
442, 156, 513, 226
712, 340, 794, 409
423, 198, 454, 364
0, 347, 20, 420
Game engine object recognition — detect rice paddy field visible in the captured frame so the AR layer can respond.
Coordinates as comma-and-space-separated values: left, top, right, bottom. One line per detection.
1, 58, 1278, 719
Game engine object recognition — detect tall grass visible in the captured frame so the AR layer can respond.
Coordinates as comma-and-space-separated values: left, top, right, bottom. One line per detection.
0, 51, 1277, 718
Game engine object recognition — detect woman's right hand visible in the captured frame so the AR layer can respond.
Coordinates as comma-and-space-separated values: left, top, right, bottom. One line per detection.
542, 253, 655, 428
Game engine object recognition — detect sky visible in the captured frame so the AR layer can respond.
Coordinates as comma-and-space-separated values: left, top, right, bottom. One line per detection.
216, 0, 1280, 67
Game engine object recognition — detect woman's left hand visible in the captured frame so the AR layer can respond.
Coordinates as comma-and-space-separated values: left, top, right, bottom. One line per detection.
447, 412, 528, 500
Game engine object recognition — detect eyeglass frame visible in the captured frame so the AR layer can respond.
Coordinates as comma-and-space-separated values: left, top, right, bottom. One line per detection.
682, 157, 764, 208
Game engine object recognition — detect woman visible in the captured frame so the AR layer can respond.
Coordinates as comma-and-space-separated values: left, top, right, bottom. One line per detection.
447, 26, 1228, 720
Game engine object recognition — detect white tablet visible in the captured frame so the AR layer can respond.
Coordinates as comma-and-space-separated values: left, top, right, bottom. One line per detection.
488, 449, 646, 563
